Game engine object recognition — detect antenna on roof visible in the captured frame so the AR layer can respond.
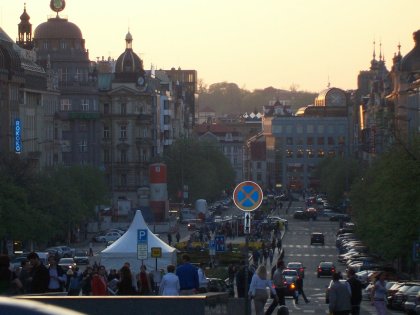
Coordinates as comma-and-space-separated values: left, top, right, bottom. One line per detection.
327, 75, 331, 88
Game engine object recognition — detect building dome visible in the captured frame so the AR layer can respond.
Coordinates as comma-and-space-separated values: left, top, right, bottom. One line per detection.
115, 32, 144, 74
34, 17, 82, 39
400, 30, 420, 72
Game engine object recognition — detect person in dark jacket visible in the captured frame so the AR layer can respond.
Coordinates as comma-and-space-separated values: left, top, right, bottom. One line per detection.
294, 276, 309, 304
235, 260, 253, 298
346, 268, 362, 315
27, 252, 49, 294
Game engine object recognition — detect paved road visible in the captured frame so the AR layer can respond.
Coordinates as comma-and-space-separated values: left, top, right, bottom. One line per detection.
258, 208, 403, 315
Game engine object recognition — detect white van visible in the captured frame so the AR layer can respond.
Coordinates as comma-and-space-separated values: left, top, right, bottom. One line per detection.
180, 208, 197, 223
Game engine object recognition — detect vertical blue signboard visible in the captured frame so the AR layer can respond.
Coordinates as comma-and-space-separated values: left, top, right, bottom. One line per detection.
15, 118, 21, 154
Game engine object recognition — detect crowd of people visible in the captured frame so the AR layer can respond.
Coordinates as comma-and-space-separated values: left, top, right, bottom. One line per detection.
0, 252, 203, 297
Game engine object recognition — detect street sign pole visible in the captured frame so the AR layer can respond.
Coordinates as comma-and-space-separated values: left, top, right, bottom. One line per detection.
232, 181, 263, 315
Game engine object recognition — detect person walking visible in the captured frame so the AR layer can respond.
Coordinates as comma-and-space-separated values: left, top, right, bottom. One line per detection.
176, 254, 199, 295
249, 265, 277, 315
159, 264, 180, 296
347, 268, 362, 315
117, 265, 137, 295
137, 265, 152, 295
265, 260, 285, 315
27, 252, 49, 294
371, 272, 387, 315
276, 238, 282, 254
47, 256, 66, 293
91, 265, 108, 296
294, 275, 309, 304
235, 260, 253, 298
329, 272, 352, 315
197, 263, 208, 293
176, 231, 181, 243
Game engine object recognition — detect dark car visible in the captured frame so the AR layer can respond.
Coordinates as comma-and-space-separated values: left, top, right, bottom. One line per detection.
390, 283, 420, 310
281, 269, 298, 296
73, 250, 89, 265
310, 232, 325, 245
317, 261, 336, 278
293, 210, 308, 220
58, 257, 77, 271
286, 262, 305, 278
329, 214, 351, 222
207, 278, 234, 296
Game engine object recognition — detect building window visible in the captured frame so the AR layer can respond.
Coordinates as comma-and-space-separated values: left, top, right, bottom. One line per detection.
79, 139, 88, 152
318, 149, 325, 158
121, 103, 127, 115
164, 115, 170, 124
104, 149, 110, 163
286, 125, 292, 133
256, 162, 261, 169
163, 100, 169, 110
120, 125, 127, 139
43, 40, 49, 49
307, 137, 314, 145
104, 103, 110, 114
81, 99, 89, 111
307, 125, 314, 133
225, 133, 233, 141
297, 138, 304, 145
296, 149, 304, 158
317, 125, 324, 133
60, 99, 71, 111
328, 137, 335, 145
296, 125, 303, 134
60, 40, 68, 49
141, 149, 147, 161
338, 136, 345, 144
286, 137, 293, 145
120, 150, 127, 163
233, 156, 238, 165
75, 68, 81, 81
143, 127, 148, 137
257, 173, 262, 181
120, 174, 127, 186
103, 125, 110, 139
317, 137, 324, 145
79, 122, 87, 131
307, 149, 314, 158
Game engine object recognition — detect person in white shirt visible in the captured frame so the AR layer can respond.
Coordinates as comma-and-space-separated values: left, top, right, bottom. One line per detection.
159, 265, 180, 296
197, 262, 208, 293
248, 265, 278, 315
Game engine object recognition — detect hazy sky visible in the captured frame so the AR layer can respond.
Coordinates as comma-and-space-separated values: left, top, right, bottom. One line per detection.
1, 0, 419, 93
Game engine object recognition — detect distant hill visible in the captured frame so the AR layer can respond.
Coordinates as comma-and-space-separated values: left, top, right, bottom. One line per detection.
198, 82, 318, 115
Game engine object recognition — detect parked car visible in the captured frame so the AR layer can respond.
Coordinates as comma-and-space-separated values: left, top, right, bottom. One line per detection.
286, 262, 305, 278
329, 214, 351, 222
281, 269, 298, 296
54, 246, 75, 258
10, 255, 29, 270
311, 232, 325, 245
207, 278, 233, 296
73, 250, 89, 265
317, 261, 336, 278
390, 283, 420, 310
94, 231, 122, 243
58, 257, 77, 271
45, 247, 64, 259
403, 286, 420, 314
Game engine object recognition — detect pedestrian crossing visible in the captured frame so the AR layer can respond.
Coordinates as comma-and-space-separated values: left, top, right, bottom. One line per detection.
283, 244, 335, 249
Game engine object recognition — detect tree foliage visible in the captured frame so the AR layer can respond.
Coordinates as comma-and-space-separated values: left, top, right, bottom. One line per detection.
314, 157, 361, 205
0, 154, 108, 246
198, 81, 317, 115
350, 139, 420, 262
163, 138, 236, 203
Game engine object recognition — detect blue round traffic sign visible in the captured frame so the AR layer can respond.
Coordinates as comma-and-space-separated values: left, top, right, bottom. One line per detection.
233, 181, 264, 211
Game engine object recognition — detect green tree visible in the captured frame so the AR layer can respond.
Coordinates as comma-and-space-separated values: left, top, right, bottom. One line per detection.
163, 138, 235, 202
350, 140, 420, 263
314, 156, 361, 205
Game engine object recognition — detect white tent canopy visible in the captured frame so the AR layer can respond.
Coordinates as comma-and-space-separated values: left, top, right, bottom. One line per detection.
100, 210, 177, 273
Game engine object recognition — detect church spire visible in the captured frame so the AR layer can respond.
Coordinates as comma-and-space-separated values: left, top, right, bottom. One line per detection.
17, 3, 33, 50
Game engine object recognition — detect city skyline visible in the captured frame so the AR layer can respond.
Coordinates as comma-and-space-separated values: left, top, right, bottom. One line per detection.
1, 0, 419, 93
